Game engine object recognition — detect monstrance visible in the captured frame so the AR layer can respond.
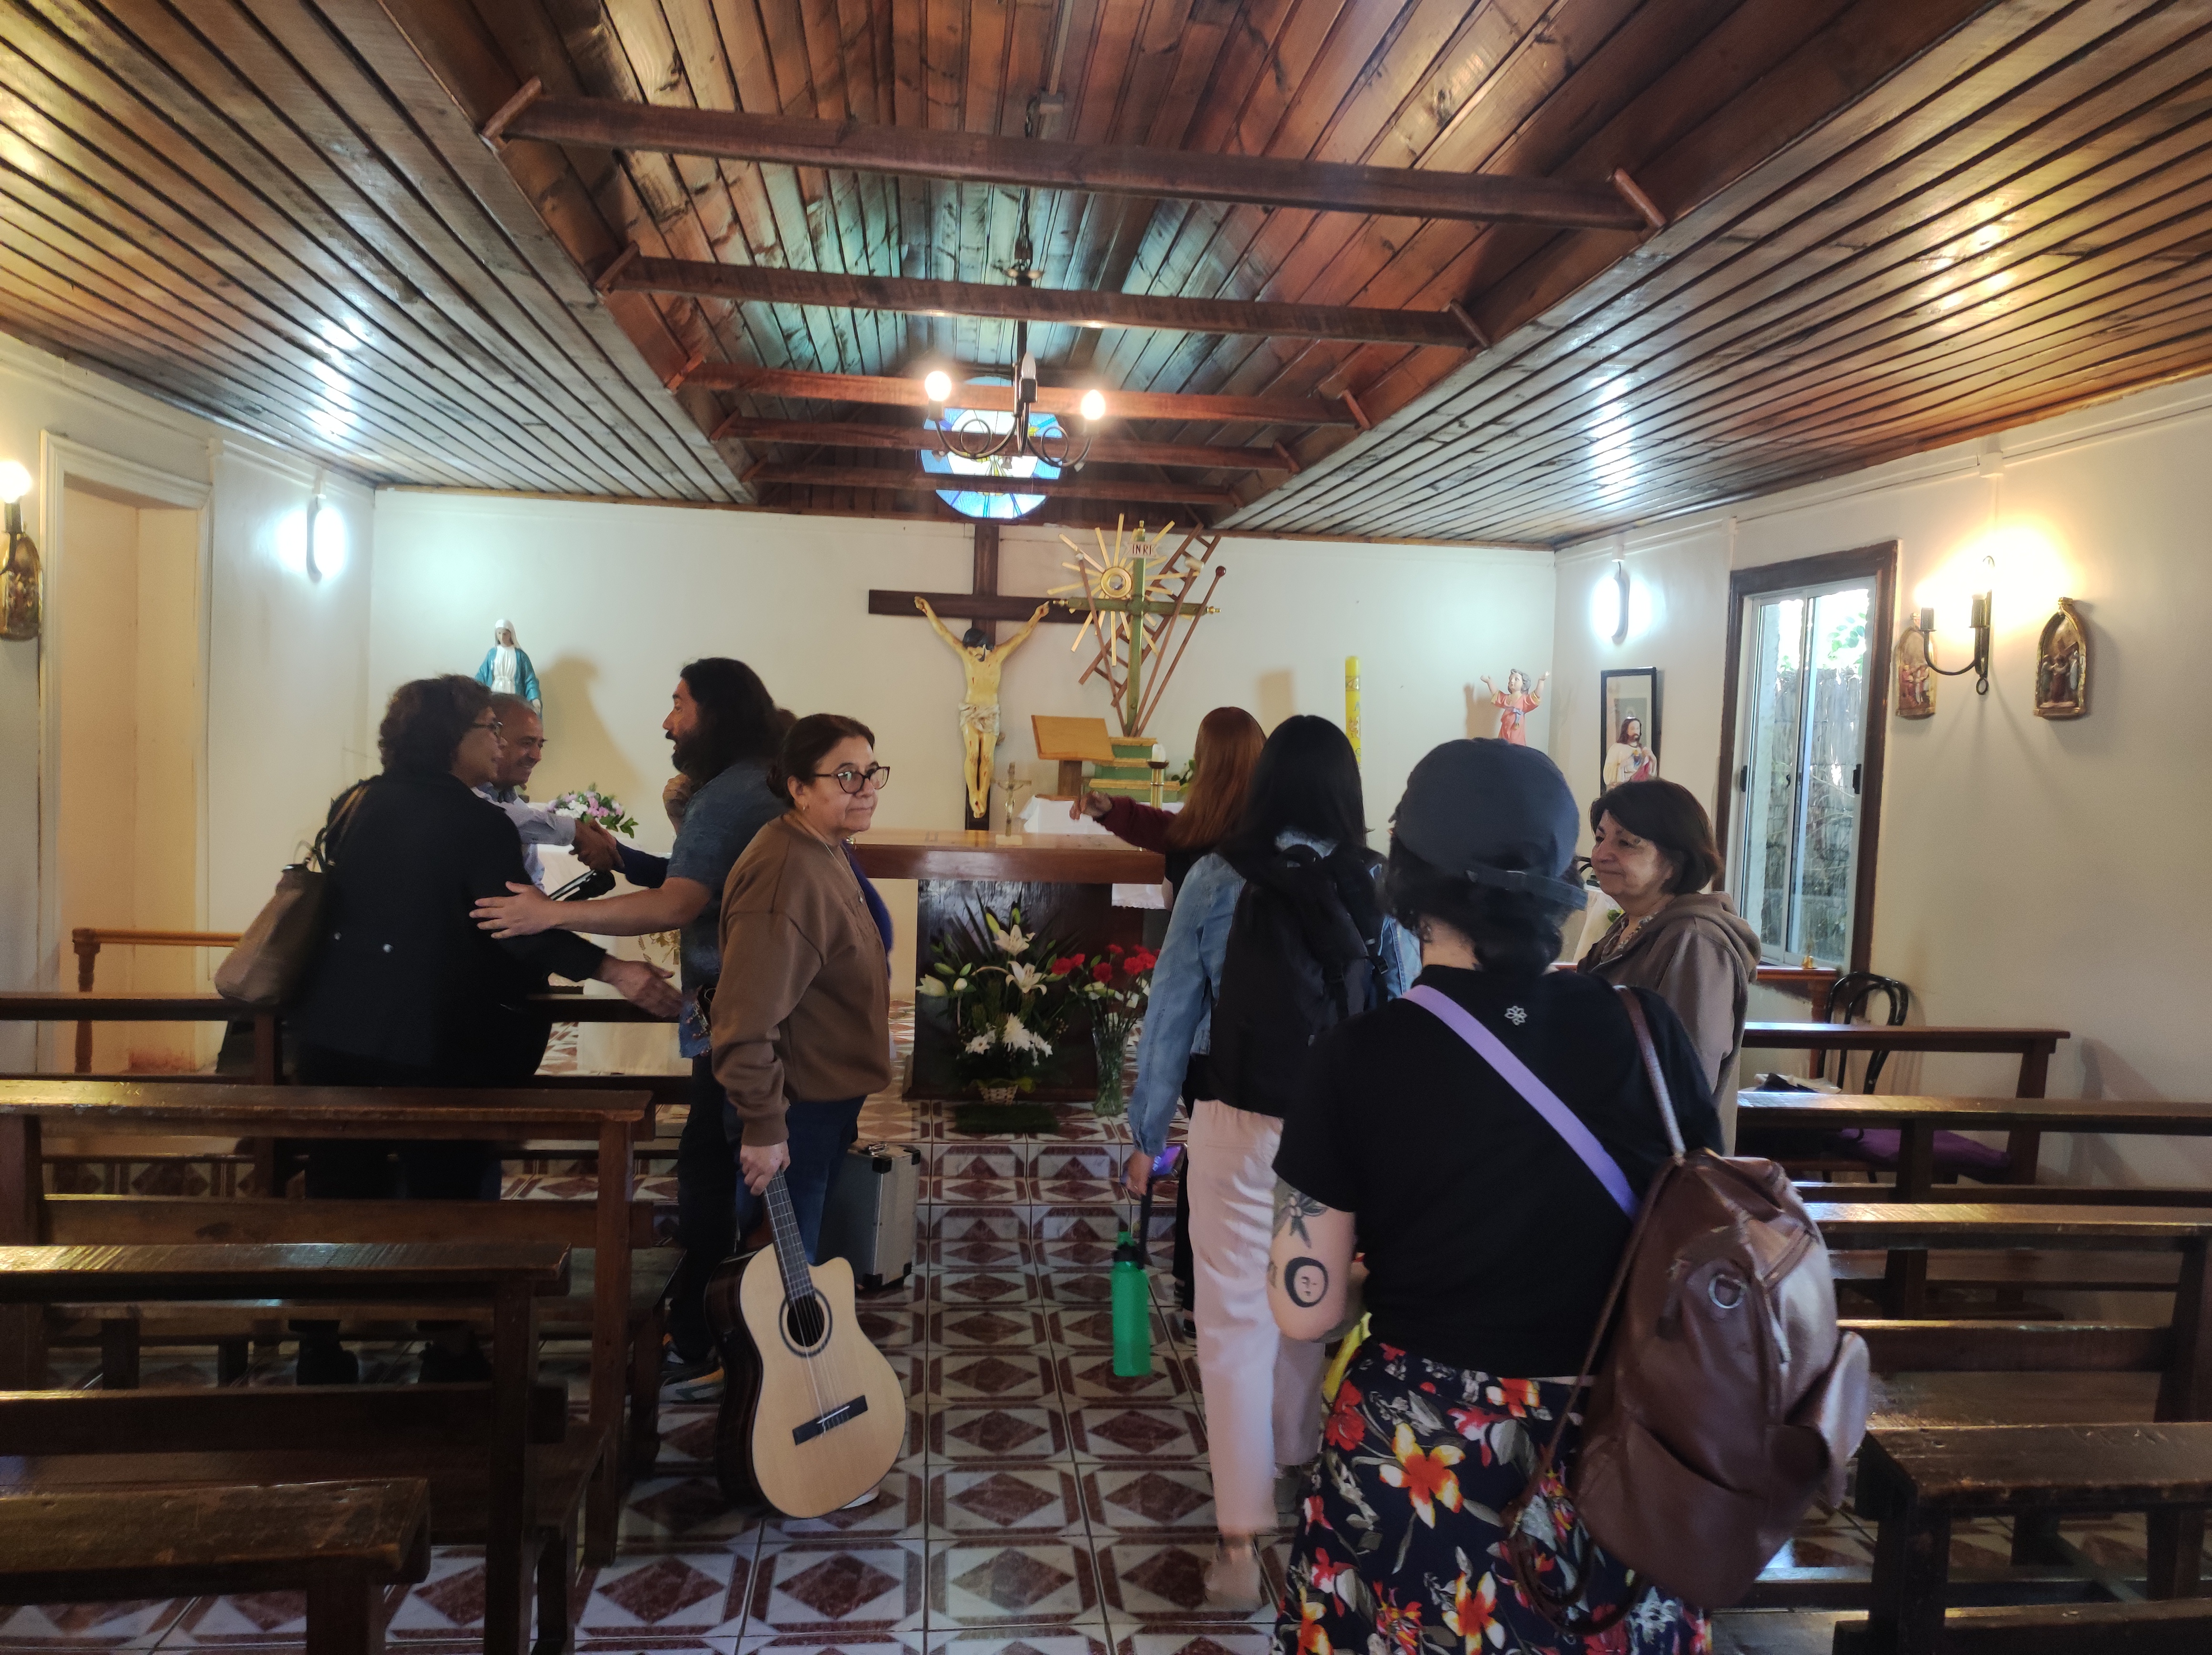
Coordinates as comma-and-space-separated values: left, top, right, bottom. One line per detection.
1049, 518, 1226, 737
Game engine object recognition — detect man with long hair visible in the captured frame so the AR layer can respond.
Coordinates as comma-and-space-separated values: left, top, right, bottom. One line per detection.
474, 657, 789, 1378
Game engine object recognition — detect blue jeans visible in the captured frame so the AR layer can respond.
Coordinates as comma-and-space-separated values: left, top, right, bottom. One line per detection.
779, 1096, 866, 1262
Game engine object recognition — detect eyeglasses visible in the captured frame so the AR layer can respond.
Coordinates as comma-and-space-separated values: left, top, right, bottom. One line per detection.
814, 763, 891, 795
471, 718, 504, 737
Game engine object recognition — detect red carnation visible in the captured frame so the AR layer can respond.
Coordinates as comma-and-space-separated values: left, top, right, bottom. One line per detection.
1092, 961, 1115, 983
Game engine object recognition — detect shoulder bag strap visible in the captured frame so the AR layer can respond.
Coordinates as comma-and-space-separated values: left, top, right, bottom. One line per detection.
311, 781, 372, 872
1487, 984, 1692, 1634
1614, 983, 1688, 1156
1402, 983, 1639, 1218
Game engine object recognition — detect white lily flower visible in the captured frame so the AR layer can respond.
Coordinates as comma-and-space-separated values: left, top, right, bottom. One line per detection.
994, 924, 1032, 958
917, 977, 948, 997
1007, 961, 1044, 993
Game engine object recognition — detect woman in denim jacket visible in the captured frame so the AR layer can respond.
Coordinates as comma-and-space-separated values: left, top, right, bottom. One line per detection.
1122, 716, 1416, 1606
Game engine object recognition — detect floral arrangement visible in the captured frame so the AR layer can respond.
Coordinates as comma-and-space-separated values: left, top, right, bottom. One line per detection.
549, 786, 638, 838
917, 902, 1080, 1093
1055, 943, 1158, 1041
1055, 942, 1157, 1115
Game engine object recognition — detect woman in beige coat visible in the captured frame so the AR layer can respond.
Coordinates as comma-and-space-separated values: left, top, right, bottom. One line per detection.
1578, 778, 1760, 1142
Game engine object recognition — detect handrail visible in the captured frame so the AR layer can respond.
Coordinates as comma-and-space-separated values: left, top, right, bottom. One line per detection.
70, 929, 243, 1074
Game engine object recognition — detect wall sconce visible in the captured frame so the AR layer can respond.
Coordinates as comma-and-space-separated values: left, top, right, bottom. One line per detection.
0, 460, 39, 642
1924, 554, 1994, 696
1609, 558, 1631, 645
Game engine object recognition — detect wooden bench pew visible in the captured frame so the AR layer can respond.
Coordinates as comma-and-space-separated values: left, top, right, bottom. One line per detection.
32, 1194, 677, 1474
0, 1243, 576, 1655
1831, 1422, 2212, 1653
0, 1080, 651, 1559
1758, 1101, 2212, 1314
0, 1479, 430, 1655
1741, 1023, 2068, 1101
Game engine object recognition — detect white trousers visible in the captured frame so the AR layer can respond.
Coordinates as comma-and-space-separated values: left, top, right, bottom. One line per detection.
1187, 1097, 1329, 1535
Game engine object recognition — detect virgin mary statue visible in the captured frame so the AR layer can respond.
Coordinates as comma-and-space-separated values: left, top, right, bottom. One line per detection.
474, 619, 541, 711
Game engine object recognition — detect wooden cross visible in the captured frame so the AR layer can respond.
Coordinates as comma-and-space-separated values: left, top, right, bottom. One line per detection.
868, 524, 1082, 826
866, 523, 1083, 644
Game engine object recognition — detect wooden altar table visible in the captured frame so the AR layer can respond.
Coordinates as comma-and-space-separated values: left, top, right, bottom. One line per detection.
850, 828, 1166, 1101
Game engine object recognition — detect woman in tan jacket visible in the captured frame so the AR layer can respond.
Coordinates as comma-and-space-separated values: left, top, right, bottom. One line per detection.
709, 714, 894, 1259
1578, 778, 1761, 1144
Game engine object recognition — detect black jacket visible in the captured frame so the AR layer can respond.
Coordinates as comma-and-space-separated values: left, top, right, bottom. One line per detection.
293, 771, 608, 1075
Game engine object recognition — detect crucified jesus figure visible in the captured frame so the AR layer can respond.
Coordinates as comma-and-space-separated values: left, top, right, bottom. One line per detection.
917, 595, 1051, 822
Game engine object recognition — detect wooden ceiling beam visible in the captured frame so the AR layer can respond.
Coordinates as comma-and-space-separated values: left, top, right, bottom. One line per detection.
497, 88, 1648, 231
694, 364, 1356, 425
748, 463, 1235, 505
609, 253, 1482, 347
707, 415, 1292, 471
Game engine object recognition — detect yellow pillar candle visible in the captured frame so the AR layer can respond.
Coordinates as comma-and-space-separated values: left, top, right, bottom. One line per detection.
1345, 655, 1362, 762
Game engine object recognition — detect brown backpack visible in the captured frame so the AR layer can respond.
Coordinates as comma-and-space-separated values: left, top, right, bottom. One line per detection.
1505, 987, 1870, 1623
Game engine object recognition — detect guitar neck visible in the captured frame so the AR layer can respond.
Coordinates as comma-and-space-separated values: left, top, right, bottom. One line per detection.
764, 1171, 816, 1301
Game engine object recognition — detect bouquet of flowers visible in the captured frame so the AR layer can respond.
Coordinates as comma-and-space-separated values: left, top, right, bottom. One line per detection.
917, 902, 1081, 1097
549, 786, 638, 838
1052, 942, 1158, 1116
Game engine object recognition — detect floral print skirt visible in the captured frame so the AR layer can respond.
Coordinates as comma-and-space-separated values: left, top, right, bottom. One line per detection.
1275, 1344, 1707, 1655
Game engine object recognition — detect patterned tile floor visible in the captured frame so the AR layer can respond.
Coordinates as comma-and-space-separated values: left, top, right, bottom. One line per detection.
8, 1028, 2207, 1654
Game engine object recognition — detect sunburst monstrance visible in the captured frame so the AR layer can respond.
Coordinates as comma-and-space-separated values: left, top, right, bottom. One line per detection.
1048, 518, 1226, 737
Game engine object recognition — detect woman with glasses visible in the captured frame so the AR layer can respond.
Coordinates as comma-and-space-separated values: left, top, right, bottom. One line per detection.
288, 674, 680, 1382
710, 714, 896, 1258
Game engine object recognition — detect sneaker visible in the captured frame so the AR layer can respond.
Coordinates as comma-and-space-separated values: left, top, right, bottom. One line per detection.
295, 1338, 360, 1386
1203, 1538, 1265, 1610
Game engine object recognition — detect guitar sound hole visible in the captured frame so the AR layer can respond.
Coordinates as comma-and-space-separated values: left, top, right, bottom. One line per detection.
782, 1292, 830, 1351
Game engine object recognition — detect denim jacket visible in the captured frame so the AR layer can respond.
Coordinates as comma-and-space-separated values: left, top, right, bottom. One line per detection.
1128, 833, 1419, 1157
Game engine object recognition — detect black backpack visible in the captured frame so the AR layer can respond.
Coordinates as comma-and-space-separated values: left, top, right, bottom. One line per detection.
1208, 843, 1385, 1112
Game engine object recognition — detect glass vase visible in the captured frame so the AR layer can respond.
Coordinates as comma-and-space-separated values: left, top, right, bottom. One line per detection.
1092, 1020, 1131, 1118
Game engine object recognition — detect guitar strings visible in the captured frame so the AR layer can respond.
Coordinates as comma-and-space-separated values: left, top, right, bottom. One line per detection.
772, 1168, 832, 1423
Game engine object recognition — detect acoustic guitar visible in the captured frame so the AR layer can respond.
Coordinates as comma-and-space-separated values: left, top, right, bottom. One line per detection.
702, 1169, 905, 1517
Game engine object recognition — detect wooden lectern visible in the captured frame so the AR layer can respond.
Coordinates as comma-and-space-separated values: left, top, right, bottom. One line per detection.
1032, 715, 1119, 799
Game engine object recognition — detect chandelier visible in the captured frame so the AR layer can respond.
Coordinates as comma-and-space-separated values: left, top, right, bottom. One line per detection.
922, 207, 1106, 470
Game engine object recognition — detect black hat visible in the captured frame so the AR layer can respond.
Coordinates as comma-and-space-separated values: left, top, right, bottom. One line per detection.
1391, 739, 1585, 908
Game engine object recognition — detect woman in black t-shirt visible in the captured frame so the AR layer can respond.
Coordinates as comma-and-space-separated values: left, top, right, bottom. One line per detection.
1267, 740, 1719, 1655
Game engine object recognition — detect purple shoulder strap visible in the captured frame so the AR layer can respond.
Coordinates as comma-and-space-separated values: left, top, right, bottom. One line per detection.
1403, 983, 1639, 1218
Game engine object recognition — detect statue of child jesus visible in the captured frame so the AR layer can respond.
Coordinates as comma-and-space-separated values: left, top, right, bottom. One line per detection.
1481, 667, 1547, 745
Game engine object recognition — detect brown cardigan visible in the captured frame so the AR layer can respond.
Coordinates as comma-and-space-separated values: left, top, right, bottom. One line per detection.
710, 812, 892, 1146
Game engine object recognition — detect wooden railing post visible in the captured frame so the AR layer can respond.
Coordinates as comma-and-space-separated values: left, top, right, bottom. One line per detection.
71, 930, 102, 1074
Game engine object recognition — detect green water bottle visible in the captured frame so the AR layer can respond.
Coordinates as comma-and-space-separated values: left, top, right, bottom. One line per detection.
1111, 1227, 1152, 1377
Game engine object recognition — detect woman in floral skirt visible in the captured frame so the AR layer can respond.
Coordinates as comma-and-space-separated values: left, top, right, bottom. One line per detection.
1267, 738, 1722, 1655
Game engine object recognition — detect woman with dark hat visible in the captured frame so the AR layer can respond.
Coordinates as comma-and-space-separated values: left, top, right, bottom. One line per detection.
1267, 739, 1720, 1655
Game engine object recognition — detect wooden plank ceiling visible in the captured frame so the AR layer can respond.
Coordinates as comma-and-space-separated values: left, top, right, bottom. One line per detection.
3, 0, 2209, 542
0, 0, 737, 499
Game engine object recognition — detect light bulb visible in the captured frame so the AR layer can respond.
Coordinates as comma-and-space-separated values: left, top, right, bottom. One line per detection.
923, 369, 952, 404
1079, 388, 1106, 422
0, 461, 30, 504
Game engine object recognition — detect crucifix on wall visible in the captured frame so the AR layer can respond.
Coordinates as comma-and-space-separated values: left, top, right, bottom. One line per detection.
869, 523, 1082, 828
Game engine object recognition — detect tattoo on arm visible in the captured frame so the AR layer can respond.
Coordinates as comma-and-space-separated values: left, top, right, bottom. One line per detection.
1272, 1180, 1324, 1246
1283, 1257, 1331, 1309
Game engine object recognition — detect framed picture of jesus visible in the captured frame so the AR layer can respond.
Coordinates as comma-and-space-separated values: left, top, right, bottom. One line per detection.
1599, 668, 1661, 790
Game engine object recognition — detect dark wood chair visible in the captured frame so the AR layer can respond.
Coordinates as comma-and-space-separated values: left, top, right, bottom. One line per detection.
0, 1479, 430, 1655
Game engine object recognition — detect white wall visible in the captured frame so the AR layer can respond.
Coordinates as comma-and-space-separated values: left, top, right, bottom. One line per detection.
366, 496, 1557, 853
0, 333, 374, 1071
1553, 377, 2212, 1186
